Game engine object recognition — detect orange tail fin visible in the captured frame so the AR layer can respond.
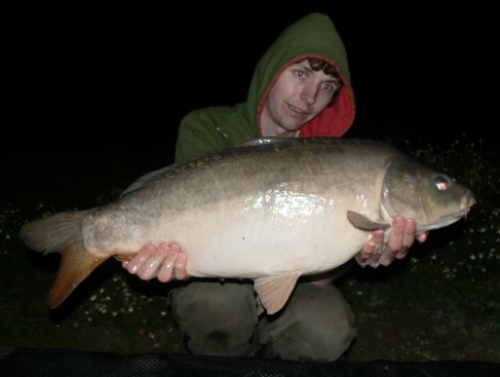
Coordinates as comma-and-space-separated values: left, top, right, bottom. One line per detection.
48, 244, 108, 309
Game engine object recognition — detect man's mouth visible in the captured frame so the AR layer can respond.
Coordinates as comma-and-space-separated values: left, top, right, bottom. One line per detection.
287, 103, 310, 116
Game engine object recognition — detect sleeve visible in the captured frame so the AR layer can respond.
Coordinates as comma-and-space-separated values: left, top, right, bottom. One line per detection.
174, 110, 226, 163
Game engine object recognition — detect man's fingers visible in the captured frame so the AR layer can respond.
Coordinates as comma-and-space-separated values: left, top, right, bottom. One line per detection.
387, 216, 405, 252
356, 217, 425, 268
357, 230, 383, 267
370, 229, 385, 261
125, 244, 155, 274
157, 244, 178, 282
402, 218, 417, 249
416, 232, 428, 244
174, 252, 188, 280
137, 245, 168, 280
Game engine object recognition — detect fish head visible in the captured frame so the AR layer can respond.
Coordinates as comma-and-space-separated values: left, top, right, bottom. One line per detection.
381, 156, 476, 232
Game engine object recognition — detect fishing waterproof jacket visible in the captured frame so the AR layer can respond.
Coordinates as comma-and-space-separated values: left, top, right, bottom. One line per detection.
175, 12, 356, 163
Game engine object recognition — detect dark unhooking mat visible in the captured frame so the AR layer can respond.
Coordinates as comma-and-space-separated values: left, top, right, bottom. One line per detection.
1, 348, 500, 377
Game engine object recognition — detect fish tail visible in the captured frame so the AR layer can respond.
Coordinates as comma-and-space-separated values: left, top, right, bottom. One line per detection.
19, 211, 108, 308
19, 211, 88, 254
48, 242, 107, 308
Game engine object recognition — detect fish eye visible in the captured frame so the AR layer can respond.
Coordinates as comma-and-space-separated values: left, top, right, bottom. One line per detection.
434, 175, 450, 191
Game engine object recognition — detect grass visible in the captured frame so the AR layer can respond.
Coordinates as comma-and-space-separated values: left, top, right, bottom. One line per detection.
1, 134, 499, 362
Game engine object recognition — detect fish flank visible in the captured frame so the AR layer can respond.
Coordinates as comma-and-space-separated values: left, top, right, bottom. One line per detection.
18, 137, 476, 313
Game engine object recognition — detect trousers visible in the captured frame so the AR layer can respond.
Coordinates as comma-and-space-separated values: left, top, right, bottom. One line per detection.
168, 278, 357, 362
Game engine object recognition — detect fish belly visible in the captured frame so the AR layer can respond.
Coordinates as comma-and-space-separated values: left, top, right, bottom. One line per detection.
147, 194, 373, 279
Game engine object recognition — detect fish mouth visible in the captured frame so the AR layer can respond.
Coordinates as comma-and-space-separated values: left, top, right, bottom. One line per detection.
416, 192, 476, 234
460, 193, 476, 219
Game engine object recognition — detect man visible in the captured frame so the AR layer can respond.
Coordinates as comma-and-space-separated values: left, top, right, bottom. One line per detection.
123, 13, 427, 361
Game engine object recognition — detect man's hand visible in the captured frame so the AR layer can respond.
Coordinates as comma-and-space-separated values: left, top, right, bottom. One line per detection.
356, 216, 428, 268
122, 242, 189, 282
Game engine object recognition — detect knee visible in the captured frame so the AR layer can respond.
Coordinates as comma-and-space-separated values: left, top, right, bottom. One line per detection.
172, 280, 256, 323
264, 284, 357, 362
170, 280, 259, 356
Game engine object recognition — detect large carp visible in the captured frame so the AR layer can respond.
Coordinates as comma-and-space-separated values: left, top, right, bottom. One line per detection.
20, 137, 475, 314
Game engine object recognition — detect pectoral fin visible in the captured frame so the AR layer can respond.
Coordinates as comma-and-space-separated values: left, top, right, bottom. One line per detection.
347, 210, 390, 231
254, 272, 300, 315
48, 243, 108, 309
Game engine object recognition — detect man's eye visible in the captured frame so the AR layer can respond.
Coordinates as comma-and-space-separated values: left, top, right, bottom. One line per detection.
295, 70, 305, 78
323, 83, 334, 92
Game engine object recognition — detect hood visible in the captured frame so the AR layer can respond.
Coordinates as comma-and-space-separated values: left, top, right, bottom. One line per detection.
243, 12, 356, 138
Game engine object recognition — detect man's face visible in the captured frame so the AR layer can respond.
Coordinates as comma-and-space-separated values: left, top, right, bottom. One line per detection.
260, 60, 341, 137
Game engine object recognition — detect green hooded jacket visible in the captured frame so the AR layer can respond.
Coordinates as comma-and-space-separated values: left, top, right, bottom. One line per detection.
175, 12, 356, 163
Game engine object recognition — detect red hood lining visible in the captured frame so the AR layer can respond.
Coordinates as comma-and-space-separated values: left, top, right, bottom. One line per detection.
256, 55, 355, 138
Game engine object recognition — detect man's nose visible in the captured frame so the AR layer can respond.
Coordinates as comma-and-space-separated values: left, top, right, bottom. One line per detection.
300, 84, 318, 105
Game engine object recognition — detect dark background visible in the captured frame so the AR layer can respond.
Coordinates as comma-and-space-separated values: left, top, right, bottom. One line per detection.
2, 3, 500, 365
2, 2, 498, 168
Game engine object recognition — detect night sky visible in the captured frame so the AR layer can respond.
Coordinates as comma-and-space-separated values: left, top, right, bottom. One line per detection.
2, 2, 499, 167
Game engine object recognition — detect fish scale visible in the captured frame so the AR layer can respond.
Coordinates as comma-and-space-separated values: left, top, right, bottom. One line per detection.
19, 137, 475, 315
